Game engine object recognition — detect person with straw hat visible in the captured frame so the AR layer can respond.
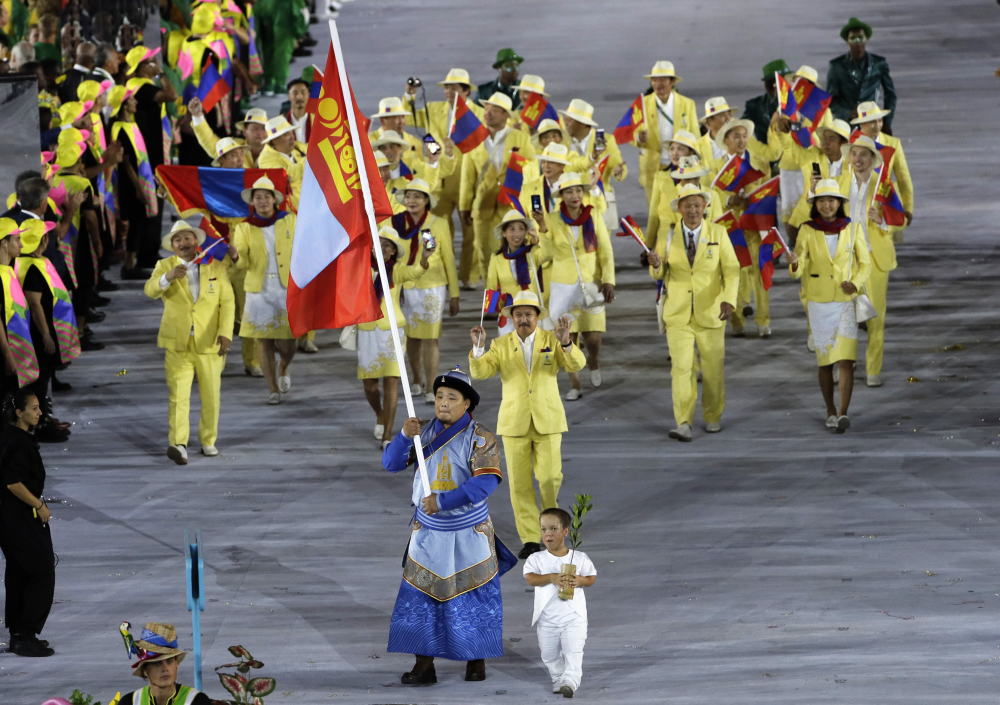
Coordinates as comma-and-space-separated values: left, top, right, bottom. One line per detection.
644, 129, 702, 254
511, 73, 548, 132
459, 92, 536, 287
230, 176, 298, 405
477, 48, 524, 111
374, 129, 446, 207
390, 178, 459, 403
368, 96, 423, 153
118, 622, 211, 704
486, 209, 550, 335
708, 118, 773, 338
851, 100, 913, 236
788, 179, 871, 432
834, 134, 892, 388
634, 61, 698, 203
189, 102, 268, 169
647, 183, 739, 442
374, 149, 408, 215
144, 219, 233, 465
257, 115, 307, 211
519, 143, 580, 218
539, 173, 615, 400
469, 290, 582, 557
359, 226, 431, 448
696, 97, 739, 163
827, 18, 896, 132
645, 156, 721, 250
560, 98, 625, 227
535, 118, 568, 151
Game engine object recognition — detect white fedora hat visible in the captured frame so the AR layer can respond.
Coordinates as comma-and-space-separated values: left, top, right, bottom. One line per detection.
850, 100, 892, 125
437, 68, 471, 87
370, 96, 410, 120
644, 60, 682, 82
715, 118, 755, 151
500, 289, 548, 320
700, 96, 737, 123
394, 177, 438, 210
558, 99, 597, 127
669, 182, 713, 212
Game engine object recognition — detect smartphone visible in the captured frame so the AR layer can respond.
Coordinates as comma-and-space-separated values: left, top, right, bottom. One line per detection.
421, 228, 436, 250
423, 134, 441, 156
811, 162, 822, 177
594, 128, 606, 151
531, 194, 542, 213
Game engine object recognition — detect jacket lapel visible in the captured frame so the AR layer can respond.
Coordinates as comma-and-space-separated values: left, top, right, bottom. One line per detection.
512, 333, 528, 374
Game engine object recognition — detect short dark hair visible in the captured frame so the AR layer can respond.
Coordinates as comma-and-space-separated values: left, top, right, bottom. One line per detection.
17, 177, 50, 210
38, 58, 60, 78
809, 199, 847, 221
3, 388, 38, 425
541, 507, 572, 529
94, 42, 114, 70
286, 78, 309, 92
14, 170, 42, 188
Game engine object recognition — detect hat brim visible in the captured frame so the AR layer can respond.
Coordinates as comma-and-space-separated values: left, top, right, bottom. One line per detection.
437, 78, 471, 88
211, 145, 249, 167
714, 119, 755, 151
432, 376, 480, 412
481, 98, 512, 113
240, 186, 285, 206
807, 190, 849, 204
537, 154, 570, 166
126, 47, 160, 75
670, 168, 710, 180
492, 215, 533, 241
369, 109, 410, 119
699, 107, 738, 123
394, 187, 438, 211
516, 86, 548, 96
849, 109, 891, 125
372, 137, 410, 150
670, 190, 713, 212
132, 651, 186, 677
235, 118, 267, 130
262, 125, 296, 143
645, 73, 683, 83
492, 55, 524, 69
841, 143, 883, 169
161, 227, 207, 251
815, 125, 849, 143
499, 302, 548, 320
557, 110, 597, 128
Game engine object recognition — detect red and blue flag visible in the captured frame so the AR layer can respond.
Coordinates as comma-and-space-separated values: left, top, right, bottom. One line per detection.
483, 289, 511, 314
498, 152, 527, 211
715, 211, 752, 268
790, 123, 818, 149
739, 177, 780, 231
306, 66, 324, 115
614, 95, 645, 145
776, 73, 797, 119
397, 159, 414, 181
520, 91, 558, 130
793, 79, 832, 125
155, 165, 291, 219
712, 152, 765, 193
195, 59, 230, 114
758, 227, 787, 290
450, 93, 489, 153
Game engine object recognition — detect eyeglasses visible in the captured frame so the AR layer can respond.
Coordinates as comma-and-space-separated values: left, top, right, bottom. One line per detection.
847, 36, 867, 44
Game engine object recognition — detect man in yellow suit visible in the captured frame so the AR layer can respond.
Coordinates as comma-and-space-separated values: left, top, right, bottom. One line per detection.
368, 96, 423, 153
851, 101, 914, 244
257, 115, 307, 211
647, 184, 740, 442
459, 92, 536, 287
189, 102, 268, 168
469, 291, 584, 557
634, 61, 698, 203
144, 221, 234, 465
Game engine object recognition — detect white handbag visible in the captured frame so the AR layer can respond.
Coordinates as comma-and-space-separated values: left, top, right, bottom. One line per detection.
339, 325, 358, 350
849, 224, 878, 323
564, 226, 605, 315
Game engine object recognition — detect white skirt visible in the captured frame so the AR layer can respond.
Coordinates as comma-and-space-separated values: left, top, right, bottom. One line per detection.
241, 274, 293, 339
807, 300, 858, 366
357, 327, 403, 379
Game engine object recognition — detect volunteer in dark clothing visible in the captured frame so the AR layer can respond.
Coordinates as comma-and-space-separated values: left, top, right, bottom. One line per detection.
0, 388, 56, 657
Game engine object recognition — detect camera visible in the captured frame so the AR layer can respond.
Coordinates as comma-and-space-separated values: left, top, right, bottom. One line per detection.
421, 229, 436, 250
407, 77, 422, 88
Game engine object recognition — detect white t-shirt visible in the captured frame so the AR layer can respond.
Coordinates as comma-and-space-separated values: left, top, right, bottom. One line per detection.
524, 549, 596, 626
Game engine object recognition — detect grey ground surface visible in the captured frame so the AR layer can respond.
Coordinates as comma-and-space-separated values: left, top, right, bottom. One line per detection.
3, 0, 1000, 702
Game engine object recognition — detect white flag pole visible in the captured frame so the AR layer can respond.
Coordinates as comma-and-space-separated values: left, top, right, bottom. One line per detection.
447, 92, 458, 138
328, 20, 431, 498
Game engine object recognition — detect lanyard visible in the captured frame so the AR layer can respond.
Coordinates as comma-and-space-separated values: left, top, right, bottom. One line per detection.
655, 100, 674, 126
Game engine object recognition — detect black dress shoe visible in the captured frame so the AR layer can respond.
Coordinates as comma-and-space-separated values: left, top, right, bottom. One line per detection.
11, 635, 54, 657
34, 424, 69, 443
301, 33, 317, 46
518, 542, 541, 559
93, 293, 112, 307
96, 277, 119, 292
87, 308, 106, 322
292, 46, 312, 57
121, 267, 149, 281
465, 659, 486, 681
401, 655, 436, 685
51, 378, 72, 392
80, 336, 105, 351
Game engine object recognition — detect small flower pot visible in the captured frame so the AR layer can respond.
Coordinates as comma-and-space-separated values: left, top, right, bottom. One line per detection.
558, 563, 577, 601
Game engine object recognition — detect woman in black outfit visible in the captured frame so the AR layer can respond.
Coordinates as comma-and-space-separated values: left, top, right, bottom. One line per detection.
0, 388, 56, 657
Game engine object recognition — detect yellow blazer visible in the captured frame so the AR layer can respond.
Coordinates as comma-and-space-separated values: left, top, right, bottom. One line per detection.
649, 220, 740, 329
231, 214, 297, 292
543, 208, 615, 286
459, 128, 536, 213
790, 222, 872, 302
257, 144, 307, 210
396, 213, 459, 297
836, 167, 895, 272
358, 261, 429, 331
402, 97, 484, 203
634, 91, 698, 191
192, 119, 257, 168
144, 257, 235, 353
518, 176, 606, 218
485, 239, 552, 304
646, 176, 724, 252
469, 329, 586, 436
774, 130, 846, 227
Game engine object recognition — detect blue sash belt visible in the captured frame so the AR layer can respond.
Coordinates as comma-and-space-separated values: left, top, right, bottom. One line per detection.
415, 501, 489, 531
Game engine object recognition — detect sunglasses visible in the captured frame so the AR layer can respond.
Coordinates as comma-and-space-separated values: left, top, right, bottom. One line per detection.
847, 36, 867, 44
499, 62, 520, 71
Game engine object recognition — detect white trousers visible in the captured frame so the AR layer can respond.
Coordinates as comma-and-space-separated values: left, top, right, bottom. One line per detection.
536, 613, 588, 691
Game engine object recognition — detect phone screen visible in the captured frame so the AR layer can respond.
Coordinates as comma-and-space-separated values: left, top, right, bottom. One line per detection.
531, 195, 542, 212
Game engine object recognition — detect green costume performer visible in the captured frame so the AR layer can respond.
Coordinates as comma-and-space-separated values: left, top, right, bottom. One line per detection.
826, 18, 896, 131
743, 59, 792, 145
254, 0, 308, 96
476, 48, 523, 111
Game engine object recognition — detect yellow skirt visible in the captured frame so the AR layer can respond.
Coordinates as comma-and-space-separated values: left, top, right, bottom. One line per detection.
358, 327, 404, 379
403, 284, 446, 339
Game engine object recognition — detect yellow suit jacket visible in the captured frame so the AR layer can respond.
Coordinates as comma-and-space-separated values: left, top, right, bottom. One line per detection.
543, 209, 616, 286
231, 214, 298, 292
649, 220, 740, 329
144, 257, 235, 353
469, 329, 586, 436
646, 176, 724, 252
402, 96, 484, 204
192, 118, 258, 168
635, 91, 698, 192
396, 213, 459, 296
774, 130, 846, 227
257, 144, 307, 211
836, 167, 895, 272
485, 238, 552, 304
790, 222, 871, 302
459, 128, 536, 213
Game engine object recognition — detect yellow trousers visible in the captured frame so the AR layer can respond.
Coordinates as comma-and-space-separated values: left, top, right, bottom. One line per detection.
231, 272, 260, 370
730, 233, 770, 329
865, 265, 889, 377
666, 321, 726, 426
165, 339, 225, 447
501, 421, 563, 545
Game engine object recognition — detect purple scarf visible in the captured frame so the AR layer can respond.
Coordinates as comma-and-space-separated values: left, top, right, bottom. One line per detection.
806, 216, 851, 234
246, 209, 288, 228
560, 203, 598, 253
501, 242, 534, 290
391, 210, 428, 265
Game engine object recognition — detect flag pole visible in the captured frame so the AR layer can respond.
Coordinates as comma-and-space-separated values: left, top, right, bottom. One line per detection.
447, 92, 458, 138
639, 93, 648, 135
328, 20, 431, 498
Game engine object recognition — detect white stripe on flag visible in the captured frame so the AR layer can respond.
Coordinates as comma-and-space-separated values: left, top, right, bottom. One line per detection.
290, 162, 353, 288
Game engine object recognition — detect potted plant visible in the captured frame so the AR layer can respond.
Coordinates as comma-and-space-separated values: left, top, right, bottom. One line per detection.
558, 493, 592, 601
212, 646, 277, 705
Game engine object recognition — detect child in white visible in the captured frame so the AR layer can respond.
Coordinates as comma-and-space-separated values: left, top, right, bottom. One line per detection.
524, 508, 597, 697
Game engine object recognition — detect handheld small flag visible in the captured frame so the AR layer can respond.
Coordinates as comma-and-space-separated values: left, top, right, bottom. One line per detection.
758, 227, 787, 290
712, 152, 766, 194
615, 215, 650, 252
482, 289, 509, 314
715, 211, 752, 268
790, 123, 818, 149
195, 59, 230, 114
449, 93, 489, 153
793, 78, 832, 125
776, 73, 798, 119
613, 95, 645, 145
306, 65, 324, 115
193, 216, 228, 263
739, 177, 780, 232
498, 152, 527, 209
520, 91, 559, 130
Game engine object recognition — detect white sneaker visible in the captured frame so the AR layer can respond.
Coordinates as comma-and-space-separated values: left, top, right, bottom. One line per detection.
424, 392, 435, 404
866, 374, 882, 387
668, 423, 692, 442
411, 382, 423, 396
267, 392, 281, 405
167, 444, 188, 465
759, 326, 772, 338
565, 388, 582, 401
201, 445, 219, 457
246, 366, 264, 378
553, 682, 563, 694
807, 334, 815, 352
381, 440, 391, 451
374, 423, 385, 440
705, 422, 721, 433
826, 415, 838, 429
278, 375, 291, 393
590, 369, 602, 388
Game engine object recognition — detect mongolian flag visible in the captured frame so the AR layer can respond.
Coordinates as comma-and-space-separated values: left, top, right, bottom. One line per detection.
758, 227, 787, 290
615, 215, 649, 251
776, 72, 798, 119
498, 152, 527, 208
614, 95, 645, 145
593, 152, 611, 195
874, 163, 906, 226
449, 93, 489, 153
287, 39, 395, 335
790, 123, 818, 149
715, 210, 752, 268
195, 59, 230, 114
520, 91, 559, 130
482, 289, 510, 314
397, 159, 414, 181
739, 177, 780, 231
193, 215, 229, 263
793, 79, 832, 125
306, 65, 324, 115
156, 166, 291, 219
711, 152, 765, 194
